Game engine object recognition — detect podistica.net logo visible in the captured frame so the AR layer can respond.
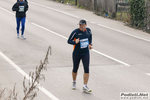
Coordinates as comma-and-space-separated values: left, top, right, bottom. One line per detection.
120, 92, 149, 100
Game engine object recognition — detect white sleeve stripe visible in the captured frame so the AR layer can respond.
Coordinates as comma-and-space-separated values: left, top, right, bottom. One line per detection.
70, 32, 76, 40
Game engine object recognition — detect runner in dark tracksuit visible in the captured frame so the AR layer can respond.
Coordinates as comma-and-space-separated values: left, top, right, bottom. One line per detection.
12, 0, 28, 39
67, 20, 93, 92
68, 28, 92, 73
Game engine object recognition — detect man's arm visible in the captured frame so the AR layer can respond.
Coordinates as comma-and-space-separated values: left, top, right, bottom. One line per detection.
88, 30, 93, 50
12, 3, 18, 11
25, 2, 29, 12
67, 30, 77, 45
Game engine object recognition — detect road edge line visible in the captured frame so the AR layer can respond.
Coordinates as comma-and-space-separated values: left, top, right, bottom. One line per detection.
0, 51, 59, 100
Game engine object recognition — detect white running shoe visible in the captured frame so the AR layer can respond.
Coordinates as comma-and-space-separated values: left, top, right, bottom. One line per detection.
83, 86, 92, 92
21, 35, 26, 39
72, 82, 76, 90
17, 34, 19, 38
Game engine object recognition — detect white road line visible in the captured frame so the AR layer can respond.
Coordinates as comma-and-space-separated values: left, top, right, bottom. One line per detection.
32, 22, 130, 66
146, 73, 150, 76
29, 1, 80, 19
97, 24, 150, 43
92, 49, 130, 66
29, 1, 150, 43
0, 7, 15, 15
32, 23, 68, 39
90, 21, 96, 24
0, 7, 29, 21
0, 52, 59, 100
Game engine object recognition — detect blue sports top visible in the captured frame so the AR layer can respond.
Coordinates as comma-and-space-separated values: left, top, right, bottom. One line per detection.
67, 28, 92, 55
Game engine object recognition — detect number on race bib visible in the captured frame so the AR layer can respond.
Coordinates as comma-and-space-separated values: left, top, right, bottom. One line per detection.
19, 6, 25, 12
80, 38, 89, 49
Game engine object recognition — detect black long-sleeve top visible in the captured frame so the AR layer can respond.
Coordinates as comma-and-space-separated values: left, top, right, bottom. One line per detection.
12, 1, 28, 18
68, 28, 92, 55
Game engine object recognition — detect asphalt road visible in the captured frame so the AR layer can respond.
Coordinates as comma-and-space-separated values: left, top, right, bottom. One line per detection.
0, 0, 150, 100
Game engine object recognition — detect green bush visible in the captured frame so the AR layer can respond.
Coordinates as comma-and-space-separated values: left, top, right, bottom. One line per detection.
129, 0, 146, 29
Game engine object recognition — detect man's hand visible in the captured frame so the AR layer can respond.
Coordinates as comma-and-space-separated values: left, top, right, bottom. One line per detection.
89, 44, 93, 50
76, 38, 80, 44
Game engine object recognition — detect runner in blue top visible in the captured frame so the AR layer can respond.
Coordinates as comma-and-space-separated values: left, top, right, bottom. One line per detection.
68, 19, 93, 92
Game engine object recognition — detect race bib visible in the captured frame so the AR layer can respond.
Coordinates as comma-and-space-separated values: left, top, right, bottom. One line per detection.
80, 38, 89, 49
19, 6, 25, 12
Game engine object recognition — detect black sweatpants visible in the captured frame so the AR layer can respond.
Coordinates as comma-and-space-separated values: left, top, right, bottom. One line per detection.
72, 53, 90, 73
